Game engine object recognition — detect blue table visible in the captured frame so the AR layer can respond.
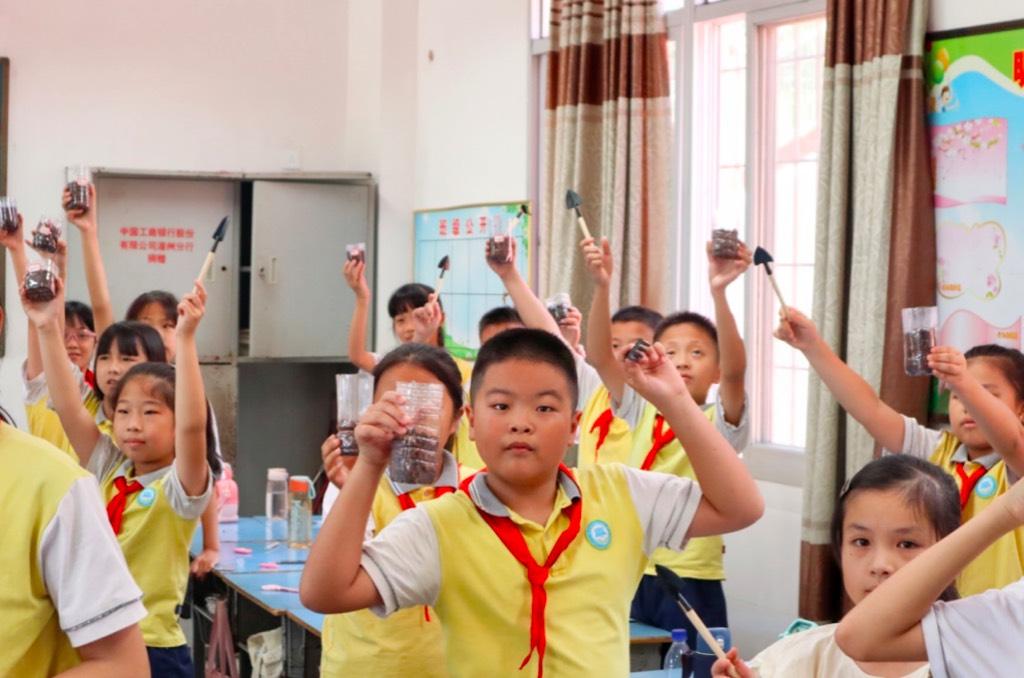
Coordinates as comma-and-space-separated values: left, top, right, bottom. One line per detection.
192, 515, 323, 548
197, 540, 310, 574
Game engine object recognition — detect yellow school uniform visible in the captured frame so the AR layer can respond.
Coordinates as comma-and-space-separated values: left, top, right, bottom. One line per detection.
929, 433, 1024, 596
0, 427, 87, 674
89, 436, 211, 647
23, 361, 103, 460
451, 356, 485, 469
629, 402, 724, 580
426, 464, 652, 676
577, 386, 633, 468
320, 458, 459, 677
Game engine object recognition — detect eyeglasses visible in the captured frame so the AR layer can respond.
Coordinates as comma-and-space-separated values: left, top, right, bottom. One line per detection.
64, 329, 96, 344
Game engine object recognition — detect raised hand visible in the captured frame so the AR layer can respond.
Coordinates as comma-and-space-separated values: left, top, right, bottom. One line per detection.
343, 258, 370, 300
0, 212, 25, 252
177, 280, 207, 338
354, 391, 410, 468
581, 236, 612, 287
411, 293, 444, 344
927, 346, 968, 391
321, 434, 352, 489
20, 273, 64, 328
622, 341, 693, 411
773, 307, 821, 352
63, 183, 98, 234
485, 236, 519, 281
707, 240, 752, 292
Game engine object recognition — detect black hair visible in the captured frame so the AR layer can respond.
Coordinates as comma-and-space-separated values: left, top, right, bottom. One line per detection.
94, 322, 167, 401
478, 306, 523, 338
125, 290, 178, 325
373, 343, 464, 414
965, 344, 1024, 402
471, 328, 578, 406
655, 311, 718, 347
612, 305, 663, 332
387, 283, 445, 345
64, 300, 95, 332
109, 362, 221, 477
830, 455, 960, 602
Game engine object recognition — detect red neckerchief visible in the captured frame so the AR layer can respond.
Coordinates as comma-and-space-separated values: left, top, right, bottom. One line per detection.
84, 369, 96, 390
640, 414, 676, 471
106, 476, 143, 534
396, 483, 455, 621
589, 407, 615, 459
954, 462, 989, 509
458, 464, 583, 678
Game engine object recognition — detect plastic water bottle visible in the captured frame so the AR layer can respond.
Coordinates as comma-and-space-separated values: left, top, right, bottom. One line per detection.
265, 467, 288, 523
692, 627, 731, 678
287, 475, 315, 548
663, 628, 690, 677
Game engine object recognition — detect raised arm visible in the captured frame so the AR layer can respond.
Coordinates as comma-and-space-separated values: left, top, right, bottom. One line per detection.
487, 238, 562, 337
173, 282, 210, 497
64, 184, 113, 335
776, 308, 906, 451
929, 345, 1024, 477
836, 476, 1024, 662
301, 394, 405, 613
60, 625, 149, 678
707, 241, 751, 425
0, 213, 45, 381
625, 343, 764, 535
343, 259, 376, 372
22, 276, 101, 463
583, 237, 627, 403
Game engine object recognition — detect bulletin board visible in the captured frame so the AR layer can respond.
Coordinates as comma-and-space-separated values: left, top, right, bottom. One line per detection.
926, 23, 1024, 356
414, 201, 530, 360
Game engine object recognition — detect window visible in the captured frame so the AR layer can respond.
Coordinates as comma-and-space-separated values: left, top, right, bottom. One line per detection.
530, 0, 826, 454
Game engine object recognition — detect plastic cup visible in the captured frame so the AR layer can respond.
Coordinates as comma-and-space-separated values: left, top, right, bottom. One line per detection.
711, 228, 740, 259
389, 381, 444, 484
65, 165, 91, 211
902, 306, 938, 377
0, 197, 17, 234
547, 293, 571, 322
24, 261, 57, 302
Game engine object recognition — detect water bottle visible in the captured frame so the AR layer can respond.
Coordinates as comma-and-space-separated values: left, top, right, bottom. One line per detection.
663, 628, 690, 677
287, 475, 315, 548
692, 627, 731, 678
265, 467, 288, 523
216, 462, 239, 523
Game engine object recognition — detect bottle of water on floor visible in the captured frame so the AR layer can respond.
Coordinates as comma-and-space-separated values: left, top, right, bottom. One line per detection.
663, 628, 690, 677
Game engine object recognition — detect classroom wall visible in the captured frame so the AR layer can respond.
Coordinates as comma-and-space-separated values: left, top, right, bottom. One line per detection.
928, 0, 1023, 32
0, 0, 349, 424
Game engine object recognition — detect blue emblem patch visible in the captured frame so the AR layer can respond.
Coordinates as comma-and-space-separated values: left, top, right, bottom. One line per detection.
585, 520, 611, 550
975, 476, 998, 499
137, 487, 157, 508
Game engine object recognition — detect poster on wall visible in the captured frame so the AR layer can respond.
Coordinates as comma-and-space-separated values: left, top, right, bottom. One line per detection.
926, 24, 1024, 355
413, 202, 530, 361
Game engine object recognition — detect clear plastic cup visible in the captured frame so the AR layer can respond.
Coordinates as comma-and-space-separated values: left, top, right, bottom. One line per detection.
24, 261, 57, 302
31, 217, 62, 254
389, 381, 445, 484
337, 372, 374, 456
346, 242, 365, 263
902, 306, 938, 377
711, 228, 740, 259
487, 218, 513, 264
546, 293, 571, 322
0, 197, 17, 234
65, 165, 91, 211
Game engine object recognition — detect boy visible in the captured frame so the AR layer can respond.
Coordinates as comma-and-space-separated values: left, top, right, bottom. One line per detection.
583, 236, 751, 636
1, 413, 149, 675
301, 328, 763, 676
836, 475, 1024, 675
478, 306, 524, 345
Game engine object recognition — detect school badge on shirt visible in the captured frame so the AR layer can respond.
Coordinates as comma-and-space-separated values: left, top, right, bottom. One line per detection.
585, 519, 611, 550
137, 487, 157, 508
975, 476, 998, 499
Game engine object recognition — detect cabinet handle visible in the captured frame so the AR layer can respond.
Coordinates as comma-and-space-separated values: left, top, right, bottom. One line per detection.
257, 257, 279, 285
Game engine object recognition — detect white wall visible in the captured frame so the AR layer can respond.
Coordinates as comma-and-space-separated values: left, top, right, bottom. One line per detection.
929, 0, 1023, 32
0, 0, 348, 422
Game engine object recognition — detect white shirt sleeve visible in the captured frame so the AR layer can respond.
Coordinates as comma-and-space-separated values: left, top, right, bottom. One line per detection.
86, 435, 125, 481
40, 475, 147, 647
574, 354, 604, 412
360, 507, 441, 617
612, 385, 646, 429
713, 392, 750, 452
22, 359, 91, 406
922, 578, 1024, 678
622, 466, 703, 557
166, 461, 214, 520
886, 415, 943, 459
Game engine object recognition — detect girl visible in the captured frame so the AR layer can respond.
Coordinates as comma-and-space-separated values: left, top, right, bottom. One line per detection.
714, 455, 960, 678
836, 476, 1024, 674
125, 288, 225, 577
24, 275, 213, 678
319, 343, 463, 677
777, 308, 1024, 596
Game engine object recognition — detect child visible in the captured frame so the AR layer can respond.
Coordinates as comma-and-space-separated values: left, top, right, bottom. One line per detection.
713, 454, 960, 677
320, 343, 466, 677
300, 328, 763, 676
25, 275, 214, 677
578, 305, 663, 467
776, 308, 1024, 596
835, 475, 1024, 674
0, 296, 149, 675
478, 305, 524, 345
584, 236, 751, 635
126, 291, 179, 361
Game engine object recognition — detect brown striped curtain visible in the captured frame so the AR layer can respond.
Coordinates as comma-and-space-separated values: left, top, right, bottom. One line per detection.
540, 0, 671, 311
800, 0, 934, 622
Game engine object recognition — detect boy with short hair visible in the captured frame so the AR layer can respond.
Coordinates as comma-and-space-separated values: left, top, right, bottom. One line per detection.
301, 328, 763, 677
478, 305, 524, 345
583, 236, 751, 636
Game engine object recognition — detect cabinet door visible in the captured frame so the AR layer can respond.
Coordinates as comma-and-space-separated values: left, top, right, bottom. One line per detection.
75, 177, 239, 361
249, 181, 374, 358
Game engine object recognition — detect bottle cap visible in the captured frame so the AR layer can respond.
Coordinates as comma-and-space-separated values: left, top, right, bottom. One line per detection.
267, 467, 288, 481
671, 628, 687, 643
289, 477, 310, 493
